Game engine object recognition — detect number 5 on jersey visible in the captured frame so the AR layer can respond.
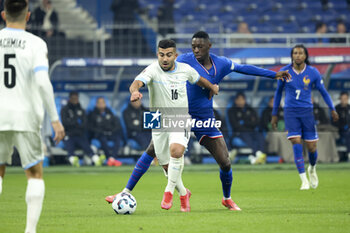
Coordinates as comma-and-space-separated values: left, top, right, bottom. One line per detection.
3, 54, 16, 88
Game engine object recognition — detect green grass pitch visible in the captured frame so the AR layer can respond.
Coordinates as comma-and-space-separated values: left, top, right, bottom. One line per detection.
1, 163, 349, 233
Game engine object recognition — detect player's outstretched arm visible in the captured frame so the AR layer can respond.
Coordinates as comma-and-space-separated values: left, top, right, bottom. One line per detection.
196, 77, 219, 100
232, 63, 291, 81
129, 80, 144, 102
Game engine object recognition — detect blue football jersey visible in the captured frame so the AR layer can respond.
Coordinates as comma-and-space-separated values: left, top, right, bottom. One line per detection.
273, 64, 335, 117
177, 53, 234, 118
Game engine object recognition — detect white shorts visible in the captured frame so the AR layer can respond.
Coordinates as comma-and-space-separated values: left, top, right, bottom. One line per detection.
152, 130, 190, 165
0, 131, 44, 169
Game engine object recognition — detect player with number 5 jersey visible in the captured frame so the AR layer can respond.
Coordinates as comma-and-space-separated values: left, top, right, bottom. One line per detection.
272, 44, 339, 190
0, 1, 65, 233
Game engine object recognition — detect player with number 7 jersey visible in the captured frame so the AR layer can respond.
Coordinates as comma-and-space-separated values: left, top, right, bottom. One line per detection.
272, 44, 338, 190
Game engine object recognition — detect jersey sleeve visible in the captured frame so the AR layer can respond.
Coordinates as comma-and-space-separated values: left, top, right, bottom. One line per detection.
232, 63, 276, 79
186, 65, 200, 84
221, 57, 235, 76
135, 64, 154, 85
314, 69, 335, 110
32, 40, 49, 73
176, 54, 185, 63
35, 71, 59, 122
32, 40, 59, 122
272, 79, 285, 115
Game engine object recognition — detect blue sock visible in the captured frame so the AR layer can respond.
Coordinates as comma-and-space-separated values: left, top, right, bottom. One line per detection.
292, 144, 305, 173
125, 152, 153, 191
308, 150, 318, 166
220, 168, 232, 199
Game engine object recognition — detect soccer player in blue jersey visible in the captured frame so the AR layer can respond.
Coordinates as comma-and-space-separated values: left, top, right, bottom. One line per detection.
105, 31, 291, 210
271, 44, 339, 190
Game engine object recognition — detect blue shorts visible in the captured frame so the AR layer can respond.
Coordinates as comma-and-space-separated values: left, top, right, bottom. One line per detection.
284, 115, 318, 141
193, 127, 223, 144
191, 117, 223, 143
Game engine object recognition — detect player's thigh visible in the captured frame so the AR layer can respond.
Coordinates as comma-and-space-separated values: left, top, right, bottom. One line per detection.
300, 116, 318, 141
284, 116, 302, 139
152, 131, 170, 165
169, 129, 190, 149
13, 131, 44, 170
193, 127, 223, 145
0, 131, 15, 166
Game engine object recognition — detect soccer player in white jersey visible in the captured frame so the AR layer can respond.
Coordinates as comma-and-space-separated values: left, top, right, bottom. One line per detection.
0, 1, 65, 232
129, 39, 219, 211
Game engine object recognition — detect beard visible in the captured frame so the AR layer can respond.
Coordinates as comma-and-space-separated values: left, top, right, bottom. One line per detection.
160, 62, 173, 71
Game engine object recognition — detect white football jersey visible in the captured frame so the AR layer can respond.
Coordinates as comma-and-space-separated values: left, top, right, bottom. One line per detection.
0, 28, 50, 132
135, 61, 199, 110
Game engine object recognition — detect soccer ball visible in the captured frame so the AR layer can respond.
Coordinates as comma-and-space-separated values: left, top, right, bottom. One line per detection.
112, 192, 137, 215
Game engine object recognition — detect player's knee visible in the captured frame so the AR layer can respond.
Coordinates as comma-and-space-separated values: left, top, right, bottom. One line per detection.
146, 142, 156, 157
162, 164, 168, 173
170, 144, 185, 158
25, 162, 43, 179
220, 161, 231, 172
218, 155, 231, 172
25, 167, 43, 179
307, 142, 317, 153
290, 137, 302, 144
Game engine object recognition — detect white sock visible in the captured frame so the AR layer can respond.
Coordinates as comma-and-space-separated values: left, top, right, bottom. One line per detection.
122, 188, 131, 193
299, 173, 308, 183
162, 167, 168, 178
25, 179, 45, 233
0, 176, 3, 195
309, 164, 316, 171
175, 157, 187, 196
165, 157, 182, 194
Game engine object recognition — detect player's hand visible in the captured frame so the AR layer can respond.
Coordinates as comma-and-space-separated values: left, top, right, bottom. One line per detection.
275, 70, 291, 82
331, 110, 339, 122
51, 121, 65, 145
271, 116, 278, 130
130, 91, 143, 102
209, 84, 219, 100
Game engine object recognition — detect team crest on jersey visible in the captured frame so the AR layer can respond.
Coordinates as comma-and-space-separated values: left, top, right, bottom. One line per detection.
143, 110, 161, 129
303, 76, 310, 90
